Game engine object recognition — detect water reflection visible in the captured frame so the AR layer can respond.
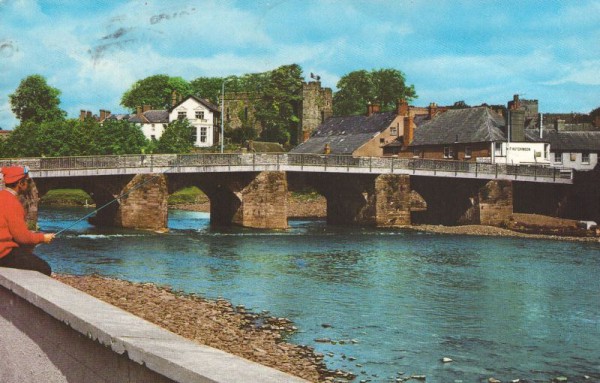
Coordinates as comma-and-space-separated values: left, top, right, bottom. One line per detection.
37, 207, 600, 382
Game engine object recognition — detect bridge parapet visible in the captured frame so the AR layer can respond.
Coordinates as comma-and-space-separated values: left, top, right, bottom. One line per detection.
0, 153, 573, 184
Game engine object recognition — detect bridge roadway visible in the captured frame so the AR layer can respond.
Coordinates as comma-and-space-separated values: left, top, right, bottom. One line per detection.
0, 153, 574, 184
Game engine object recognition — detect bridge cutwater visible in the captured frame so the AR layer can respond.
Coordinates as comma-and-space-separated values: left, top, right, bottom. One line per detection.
0, 153, 580, 231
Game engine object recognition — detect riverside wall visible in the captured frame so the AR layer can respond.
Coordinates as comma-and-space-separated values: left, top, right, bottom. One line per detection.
0, 268, 309, 383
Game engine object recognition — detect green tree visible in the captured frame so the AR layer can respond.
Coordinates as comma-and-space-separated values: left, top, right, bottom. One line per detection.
9, 75, 66, 124
35, 119, 85, 157
333, 68, 417, 116
2, 122, 41, 157
155, 119, 194, 153
121, 75, 191, 111
255, 64, 303, 144
190, 77, 224, 104
590, 106, 600, 121
93, 119, 148, 155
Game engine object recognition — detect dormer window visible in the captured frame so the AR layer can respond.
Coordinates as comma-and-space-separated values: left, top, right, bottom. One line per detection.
195, 111, 204, 120
178, 111, 186, 120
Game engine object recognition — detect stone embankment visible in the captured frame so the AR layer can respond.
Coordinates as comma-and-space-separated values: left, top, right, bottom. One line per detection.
54, 274, 346, 383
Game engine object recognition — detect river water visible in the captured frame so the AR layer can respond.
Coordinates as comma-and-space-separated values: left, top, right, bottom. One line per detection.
37, 207, 599, 383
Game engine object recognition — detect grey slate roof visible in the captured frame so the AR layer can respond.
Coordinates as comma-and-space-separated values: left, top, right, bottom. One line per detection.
143, 110, 169, 123
526, 129, 600, 151
290, 111, 398, 154
409, 107, 506, 146
171, 95, 219, 112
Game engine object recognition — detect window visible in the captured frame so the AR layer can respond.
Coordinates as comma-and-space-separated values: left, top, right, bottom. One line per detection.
195, 111, 204, 120
200, 127, 207, 143
494, 142, 502, 156
582, 152, 590, 164
570, 152, 577, 162
554, 152, 562, 163
464, 146, 472, 159
444, 146, 450, 158
178, 111, 186, 120
380, 138, 385, 144
390, 126, 398, 136
191, 127, 197, 143
150, 135, 156, 141
413, 148, 421, 158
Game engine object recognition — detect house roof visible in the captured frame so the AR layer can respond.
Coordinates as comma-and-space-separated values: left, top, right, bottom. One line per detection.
409, 107, 506, 146
290, 111, 399, 154
526, 129, 600, 151
171, 95, 219, 112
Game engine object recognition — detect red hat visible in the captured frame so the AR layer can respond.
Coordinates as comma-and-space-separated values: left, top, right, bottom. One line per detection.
1, 166, 29, 184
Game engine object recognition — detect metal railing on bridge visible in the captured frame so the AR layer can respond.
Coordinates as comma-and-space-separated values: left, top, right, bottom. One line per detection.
0, 153, 573, 183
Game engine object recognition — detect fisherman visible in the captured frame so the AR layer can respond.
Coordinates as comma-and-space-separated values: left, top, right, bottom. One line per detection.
0, 166, 55, 275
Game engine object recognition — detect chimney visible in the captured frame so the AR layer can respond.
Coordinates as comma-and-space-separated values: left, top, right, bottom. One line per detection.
136, 106, 142, 118
86, 111, 92, 119
367, 103, 380, 116
428, 102, 438, 119
396, 99, 409, 116
303, 130, 310, 142
324, 143, 331, 155
80, 110, 86, 121
172, 91, 178, 106
403, 115, 415, 147
143, 104, 151, 112
99, 109, 105, 121
509, 94, 520, 110
555, 119, 566, 131
106, 110, 111, 119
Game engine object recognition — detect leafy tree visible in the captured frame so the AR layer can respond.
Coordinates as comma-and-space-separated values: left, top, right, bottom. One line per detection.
190, 77, 224, 105
449, 101, 471, 109
35, 119, 85, 157
333, 68, 417, 116
121, 75, 191, 111
227, 125, 257, 144
9, 75, 66, 124
2, 122, 41, 157
93, 119, 148, 155
155, 119, 194, 153
255, 64, 303, 144
591, 106, 600, 122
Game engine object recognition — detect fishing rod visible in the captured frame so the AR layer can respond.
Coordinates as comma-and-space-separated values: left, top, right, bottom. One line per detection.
54, 165, 178, 237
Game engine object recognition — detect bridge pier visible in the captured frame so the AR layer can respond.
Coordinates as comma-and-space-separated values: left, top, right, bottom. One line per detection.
203, 171, 288, 229
412, 178, 513, 226
308, 173, 411, 227
114, 174, 169, 231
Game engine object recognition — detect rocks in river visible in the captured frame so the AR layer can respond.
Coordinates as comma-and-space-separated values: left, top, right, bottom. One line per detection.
488, 378, 501, 383
553, 377, 568, 382
442, 357, 453, 363
315, 337, 331, 343
321, 323, 333, 328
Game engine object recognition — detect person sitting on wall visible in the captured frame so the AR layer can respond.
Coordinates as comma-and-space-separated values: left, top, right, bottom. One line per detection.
0, 166, 55, 275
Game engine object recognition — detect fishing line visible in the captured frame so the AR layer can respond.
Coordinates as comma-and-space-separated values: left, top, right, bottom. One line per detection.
54, 166, 177, 237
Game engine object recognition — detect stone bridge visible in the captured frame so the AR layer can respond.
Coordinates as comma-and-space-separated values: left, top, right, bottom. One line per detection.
0, 153, 585, 231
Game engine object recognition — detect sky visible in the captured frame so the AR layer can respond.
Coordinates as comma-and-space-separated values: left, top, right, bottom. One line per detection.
0, 0, 599, 130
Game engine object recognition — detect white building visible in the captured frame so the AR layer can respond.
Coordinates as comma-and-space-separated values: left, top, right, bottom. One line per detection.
527, 129, 600, 171
169, 96, 220, 148
128, 96, 220, 148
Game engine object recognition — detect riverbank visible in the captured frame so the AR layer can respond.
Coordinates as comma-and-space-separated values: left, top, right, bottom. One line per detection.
53, 274, 350, 383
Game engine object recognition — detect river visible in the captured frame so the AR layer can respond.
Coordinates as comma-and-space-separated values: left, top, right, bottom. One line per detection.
36, 206, 599, 383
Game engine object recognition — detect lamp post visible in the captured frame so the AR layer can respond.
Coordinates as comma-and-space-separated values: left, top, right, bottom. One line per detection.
220, 79, 229, 154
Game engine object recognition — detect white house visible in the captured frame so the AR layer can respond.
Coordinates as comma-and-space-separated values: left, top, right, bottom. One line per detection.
126, 96, 220, 148
169, 96, 220, 148
526, 129, 600, 171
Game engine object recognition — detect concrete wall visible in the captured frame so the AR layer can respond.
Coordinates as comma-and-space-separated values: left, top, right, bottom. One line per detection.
0, 268, 308, 383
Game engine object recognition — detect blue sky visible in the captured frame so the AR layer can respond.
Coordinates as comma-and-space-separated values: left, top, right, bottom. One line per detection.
1, 0, 599, 129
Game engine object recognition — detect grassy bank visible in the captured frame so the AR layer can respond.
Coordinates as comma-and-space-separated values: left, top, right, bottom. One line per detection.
168, 186, 208, 205
40, 189, 93, 206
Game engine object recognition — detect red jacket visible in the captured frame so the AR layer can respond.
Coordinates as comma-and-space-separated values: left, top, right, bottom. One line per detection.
0, 189, 45, 258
